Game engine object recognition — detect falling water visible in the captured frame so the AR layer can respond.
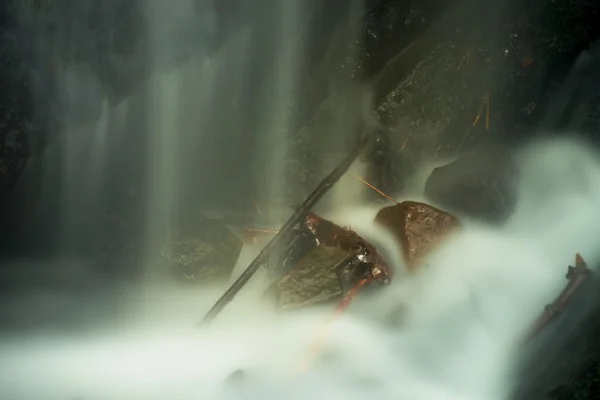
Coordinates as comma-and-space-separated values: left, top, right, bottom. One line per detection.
136, 0, 312, 271
141, 69, 180, 271
32, 0, 375, 275
256, 0, 304, 207
136, 0, 370, 268
57, 65, 111, 258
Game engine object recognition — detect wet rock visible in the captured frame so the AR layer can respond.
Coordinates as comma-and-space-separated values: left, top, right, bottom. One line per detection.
374, 201, 460, 271
0, 32, 34, 190
265, 245, 351, 310
375, 0, 600, 158
164, 210, 242, 283
377, 33, 510, 156
266, 228, 318, 279
0, 25, 36, 247
540, 39, 600, 141
424, 146, 519, 223
338, 0, 449, 82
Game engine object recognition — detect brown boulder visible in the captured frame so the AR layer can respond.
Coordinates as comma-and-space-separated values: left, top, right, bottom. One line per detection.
374, 201, 461, 271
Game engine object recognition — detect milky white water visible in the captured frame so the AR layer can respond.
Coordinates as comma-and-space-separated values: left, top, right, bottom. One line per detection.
2, 138, 600, 400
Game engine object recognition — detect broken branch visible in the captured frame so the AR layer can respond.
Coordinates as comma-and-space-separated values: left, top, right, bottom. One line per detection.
525, 254, 592, 341
199, 135, 368, 325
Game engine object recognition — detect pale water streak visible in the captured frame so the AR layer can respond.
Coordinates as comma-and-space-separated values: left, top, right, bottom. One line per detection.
258, 0, 305, 206
140, 0, 195, 273
59, 97, 110, 252
141, 70, 181, 270
137, 25, 253, 274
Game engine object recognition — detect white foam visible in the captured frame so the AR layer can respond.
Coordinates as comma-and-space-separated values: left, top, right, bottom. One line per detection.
1, 138, 600, 400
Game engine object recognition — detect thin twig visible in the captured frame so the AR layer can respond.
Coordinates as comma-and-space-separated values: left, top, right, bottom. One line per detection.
485, 90, 490, 131
456, 51, 470, 71
354, 175, 398, 203
399, 137, 409, 152
525, 254, 591, 341
472, 91, 489, 127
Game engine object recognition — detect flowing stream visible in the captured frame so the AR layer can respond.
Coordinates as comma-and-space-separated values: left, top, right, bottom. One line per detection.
1, 139, 600, 400
2, 1, 600, 399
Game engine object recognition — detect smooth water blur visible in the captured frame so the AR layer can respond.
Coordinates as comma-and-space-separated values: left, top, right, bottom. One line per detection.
1, 138, 599, 400
42, 0, 352, 272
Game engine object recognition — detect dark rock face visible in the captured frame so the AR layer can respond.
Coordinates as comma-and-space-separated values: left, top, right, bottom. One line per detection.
538, 39, 600, 140
284, 0, 600, 207
0, 47, 32, 189
377, 0, 600, 152
338, 0, 449, 82
0, 10, 36, 248
284, 0, 458, 203
424, 146, 519, 223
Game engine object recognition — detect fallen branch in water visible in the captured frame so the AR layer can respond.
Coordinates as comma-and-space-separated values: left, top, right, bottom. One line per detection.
525, 253, 592, 341
199, 135, 368, 325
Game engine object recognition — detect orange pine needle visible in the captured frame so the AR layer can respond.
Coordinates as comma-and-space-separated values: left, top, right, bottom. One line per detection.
456, 51, 470, 71
472, 90, 490, 128
399, 137, 409, 151
472, 102, 485, 127
354, 175, 398, 204
241, 228, 278, 234
296, 277, 371, 373
485, 90, 490, 131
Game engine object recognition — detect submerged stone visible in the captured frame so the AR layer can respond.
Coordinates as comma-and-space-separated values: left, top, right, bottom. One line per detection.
424, 146, 519, 223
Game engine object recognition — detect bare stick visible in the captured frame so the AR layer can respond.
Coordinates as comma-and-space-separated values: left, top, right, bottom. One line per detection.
525, 254, 591, 341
